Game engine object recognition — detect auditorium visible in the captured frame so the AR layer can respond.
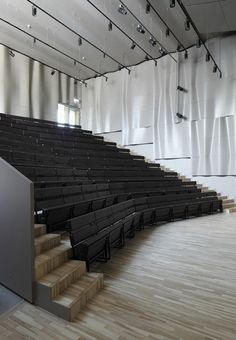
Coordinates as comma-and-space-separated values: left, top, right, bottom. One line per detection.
0, 0, 236, 339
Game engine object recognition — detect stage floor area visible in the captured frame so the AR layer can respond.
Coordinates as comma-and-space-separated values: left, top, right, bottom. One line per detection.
1, 213, 236, 339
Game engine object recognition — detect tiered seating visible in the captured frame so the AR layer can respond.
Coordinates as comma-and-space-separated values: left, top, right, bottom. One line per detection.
0, 112, 223, 270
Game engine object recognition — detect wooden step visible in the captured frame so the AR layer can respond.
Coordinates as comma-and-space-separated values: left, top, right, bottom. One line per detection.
35, 234, 61, 256
34, 224, 46, 238
223, 202, 236, 209
52, 273, 103, 321
38, 260, 86, 298
35, 244, 72, 280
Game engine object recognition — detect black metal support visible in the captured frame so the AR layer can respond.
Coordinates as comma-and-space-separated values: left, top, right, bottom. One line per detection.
175, 0, 222, 78
0, 17, 107, 80
26, 0, 131, 75
86, 0, 158, 65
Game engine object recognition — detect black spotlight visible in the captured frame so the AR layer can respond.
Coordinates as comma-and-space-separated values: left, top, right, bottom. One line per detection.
149, 36, 157, 47
155, 60, 157, 67
32, 5, 37, 17
177, 45, 181, 52
146, 2, 151, 14
184, 50, 188, 59
206, 52, 210, 62
137, 24, 145, 34
213, 64, 217, 73
131, 41, 136, 50
170, 0, 175, 8
196, 39, 201, 48
8, 50, 15, 57
74, 79, 78, 85
118, 4, 127, 15
166, 28, 170, 37
103, 52, 106, 58
74, 60, 76, 66
78, 37, 82, 46
33, 37, 36, 44
145, 54, 150, 61
159, 47, 165, 56
185, 19, 190, 31
118, 64, 122, 71
108, 21, 113, 31
51, 69, 55, 76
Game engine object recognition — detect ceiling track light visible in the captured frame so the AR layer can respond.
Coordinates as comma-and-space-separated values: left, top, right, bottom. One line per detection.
118, 4, 127, 15
146, 2, 151, 14
78, 36, 82, 46
74, 60, 76, 66
196, 39, 202, 48
137, 24, 145, 34
103, 52, 106, 58
184, 50, 188, 59
185, 19, 190, 31
128, 69, 131, 75
170, 0, 175, 8
177, 45, 181, 52
32, 5, 37, 17
131, 41, 136, 50
166, 28, 170, 37
159, 47, 165, 56
206, 52, 210, 62
155, 60, 157, 67
33, 37, 36, 44
213, 64, 217, 73
8, 50, 15, 57
51, 69, 55, 76
145, 54, 150, 61
108, 21, 113, 31
149, 36, 157, 47
118, 64, 122, 71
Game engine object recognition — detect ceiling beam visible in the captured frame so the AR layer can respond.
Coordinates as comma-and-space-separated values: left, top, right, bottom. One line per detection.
26, 0, 131, 74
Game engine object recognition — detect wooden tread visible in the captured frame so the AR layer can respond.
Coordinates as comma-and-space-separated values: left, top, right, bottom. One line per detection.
52, 273, 103, 320
34, 224, 46, 238
35, 244, 72, 280
34, 234, 61, 256
38, 260, 86, 298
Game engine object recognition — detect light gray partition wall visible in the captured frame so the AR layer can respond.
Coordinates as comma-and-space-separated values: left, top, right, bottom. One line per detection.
0, 158, 34, 302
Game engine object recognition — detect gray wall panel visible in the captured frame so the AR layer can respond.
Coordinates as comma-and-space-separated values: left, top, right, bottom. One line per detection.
0, 158, 34, 302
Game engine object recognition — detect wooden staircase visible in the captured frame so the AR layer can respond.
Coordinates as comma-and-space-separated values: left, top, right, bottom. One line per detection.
34, 224, 103, 321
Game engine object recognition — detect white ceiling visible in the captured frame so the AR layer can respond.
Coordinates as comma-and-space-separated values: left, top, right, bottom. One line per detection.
0, 0, 235, 80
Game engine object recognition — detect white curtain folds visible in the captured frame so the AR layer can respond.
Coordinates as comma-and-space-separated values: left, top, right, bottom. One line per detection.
0, 45, 81, 121
82, 35, 236, 175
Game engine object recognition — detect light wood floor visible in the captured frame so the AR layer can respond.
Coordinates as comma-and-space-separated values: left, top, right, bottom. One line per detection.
1, 213, 236, 340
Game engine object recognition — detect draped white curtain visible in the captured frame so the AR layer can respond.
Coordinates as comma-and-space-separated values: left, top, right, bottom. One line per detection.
81, 35, 236, 176
0, 45, 81, 121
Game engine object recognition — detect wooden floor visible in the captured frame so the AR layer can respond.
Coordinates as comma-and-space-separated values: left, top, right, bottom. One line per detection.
1, 213, 236, 339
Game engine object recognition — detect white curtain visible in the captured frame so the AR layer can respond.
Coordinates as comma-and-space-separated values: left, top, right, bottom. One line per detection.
0, 45, 81, 121
81, 35, 236, 176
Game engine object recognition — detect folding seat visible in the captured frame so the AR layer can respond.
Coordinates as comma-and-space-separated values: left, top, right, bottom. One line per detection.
35, 187, 62, 201
35, 167, 57, 178
71, 227, 109, 271
96, 183, 109, 197
82, 184, 98, 200
62, 186, 83, 204
73, 199, 92, 217
135, 197, 154, 227
109, 221, 124, 249
95, 207, 114, 232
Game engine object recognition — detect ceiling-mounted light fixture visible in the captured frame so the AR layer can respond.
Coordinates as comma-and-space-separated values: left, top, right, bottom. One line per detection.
74, 80, 78, 85
184, 50, 188, 59
155, 60, 157, 67
118, 64, 122, 71
118, 4, 127, 15
177, 45, 181, 52
149, 36, 157, 47
137, 24, 145, 34
159, 47, 165, 56
185, 19, 190, 31
33, 37, 36, 44
8, 50, 15, 57
108, 21, 113, 31
146, 2, 151, 14
32, 5, 37, 17
51, 69, 55, 76
74, 60, 76, 66
206, 52, 210, 62
213, 64, 217, 73
170, 0, 175, 8
166, 28, 170, 37
131, 41, 136, 50
128, 69, 131, 75
78, 36, 82, 46
196, 39, 201, 48
145, 54, 150, 61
